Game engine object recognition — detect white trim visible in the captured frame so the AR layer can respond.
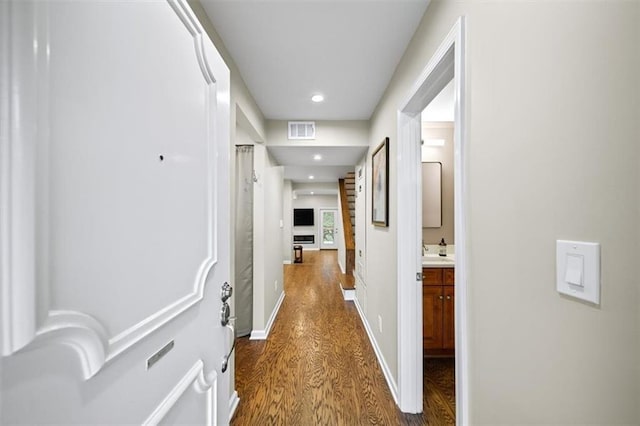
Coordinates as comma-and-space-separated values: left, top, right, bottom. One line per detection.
283, 260, 292, 265
249, 291, 285, 340
339, 282, 355, 301
353, 297, 398, 404
396, 17, 468, 423
228, 390, 240, 421
396, 110, 424, 414
143, 360, 218, 426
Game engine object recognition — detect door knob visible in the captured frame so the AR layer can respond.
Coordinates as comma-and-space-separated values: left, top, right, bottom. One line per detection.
221, 323, 235, 373
221, 282, 232, 302
220, 302, 231, 326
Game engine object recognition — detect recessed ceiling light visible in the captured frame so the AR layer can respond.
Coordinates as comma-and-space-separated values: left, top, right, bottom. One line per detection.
310, 191, 315, 195
311, 94, 324, 103
313, 154, 322, 161
308, 175, 315, 180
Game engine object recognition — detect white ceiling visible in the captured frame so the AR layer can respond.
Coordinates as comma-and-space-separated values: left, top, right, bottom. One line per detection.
284, 165, 356, 183
201, 0, 431, 121
268, 145, 367, 166
268, 145, 368, 182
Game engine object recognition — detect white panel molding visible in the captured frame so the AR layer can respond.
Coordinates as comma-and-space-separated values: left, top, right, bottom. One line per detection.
0, 0, 226, 380
30, 311, 110, 379
249, 291, 285, 340
0, 0, 38, 358
167, 0, 217, 85
353, 297, 398, 404
143, 360, 218, 426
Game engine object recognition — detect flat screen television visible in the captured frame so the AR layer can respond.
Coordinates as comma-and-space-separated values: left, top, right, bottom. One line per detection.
293, 208, 314, 226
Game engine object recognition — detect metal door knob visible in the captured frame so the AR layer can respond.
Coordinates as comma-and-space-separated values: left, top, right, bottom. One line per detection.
221, 282, 232, 302
220, 302, 231, 326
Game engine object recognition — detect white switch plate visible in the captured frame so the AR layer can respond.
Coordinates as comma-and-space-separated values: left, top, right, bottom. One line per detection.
556, 240, 600, 304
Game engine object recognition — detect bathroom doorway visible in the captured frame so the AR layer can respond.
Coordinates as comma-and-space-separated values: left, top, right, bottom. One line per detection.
420, 78, 457, 422
396, 17, 468, 421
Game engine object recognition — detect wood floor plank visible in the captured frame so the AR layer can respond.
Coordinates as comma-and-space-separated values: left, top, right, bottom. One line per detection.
232, 250, 455, 425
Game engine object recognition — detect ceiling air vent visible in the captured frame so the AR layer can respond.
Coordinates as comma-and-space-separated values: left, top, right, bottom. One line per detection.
288, 121, 316, 140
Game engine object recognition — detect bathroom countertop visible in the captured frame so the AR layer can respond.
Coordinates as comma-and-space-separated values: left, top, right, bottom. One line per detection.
422, 254, 455, 268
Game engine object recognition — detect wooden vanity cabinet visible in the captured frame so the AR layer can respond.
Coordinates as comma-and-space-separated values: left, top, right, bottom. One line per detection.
422, 267, 455, 356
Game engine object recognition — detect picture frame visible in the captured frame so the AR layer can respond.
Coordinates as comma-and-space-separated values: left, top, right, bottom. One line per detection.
372, 137, 389, 227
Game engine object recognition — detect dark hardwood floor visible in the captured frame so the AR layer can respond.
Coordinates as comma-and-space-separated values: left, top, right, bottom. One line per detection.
232, 250, 455, 425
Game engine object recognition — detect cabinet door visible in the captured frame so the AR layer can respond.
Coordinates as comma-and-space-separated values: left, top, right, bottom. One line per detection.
422, 268, 443, 286
444, 268, 455, 285
443, 286, 455, 350
423, 286, 443, 349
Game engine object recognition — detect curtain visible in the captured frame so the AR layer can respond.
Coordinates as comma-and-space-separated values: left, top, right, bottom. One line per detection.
234, 145, 254, 337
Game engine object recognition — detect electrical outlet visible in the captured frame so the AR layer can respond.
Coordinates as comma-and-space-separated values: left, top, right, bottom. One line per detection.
378, 315, 383, 333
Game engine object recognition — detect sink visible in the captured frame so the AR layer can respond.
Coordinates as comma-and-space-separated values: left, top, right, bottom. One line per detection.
422, 254, 455, 267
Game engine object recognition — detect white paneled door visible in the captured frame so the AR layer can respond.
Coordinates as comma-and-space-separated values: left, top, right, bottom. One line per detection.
0, 1, 232, 424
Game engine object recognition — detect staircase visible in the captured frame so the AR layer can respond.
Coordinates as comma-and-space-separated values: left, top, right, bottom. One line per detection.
344, 172, 356, 240
338, 173, 356, 299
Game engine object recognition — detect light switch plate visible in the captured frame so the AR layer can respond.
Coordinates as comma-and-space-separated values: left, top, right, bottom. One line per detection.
556, 240, 600, 304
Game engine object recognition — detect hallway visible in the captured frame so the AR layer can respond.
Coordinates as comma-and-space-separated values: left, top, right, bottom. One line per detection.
231, 251, 455, 425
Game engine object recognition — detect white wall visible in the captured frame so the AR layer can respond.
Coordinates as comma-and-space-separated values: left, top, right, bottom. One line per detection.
266, 120, 369, 147
252, 145, 284, 332
235, 122, 255, 146
292, 194, 338, 250
366, 1, 640, 423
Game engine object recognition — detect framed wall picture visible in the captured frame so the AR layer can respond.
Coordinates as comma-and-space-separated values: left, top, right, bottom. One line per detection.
372, 137, 389, 227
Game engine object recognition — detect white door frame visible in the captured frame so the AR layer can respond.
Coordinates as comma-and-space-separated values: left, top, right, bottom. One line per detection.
396, 17, 468, 422
319, 208, 338, 250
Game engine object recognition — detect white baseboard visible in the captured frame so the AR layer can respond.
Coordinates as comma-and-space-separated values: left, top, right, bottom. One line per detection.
250, 291, 285, 340
283, 260, 292, 265
338, 260, 345, 274
353, 297, 399, 404
339, 281, 355, 301
229, 390, 240, 420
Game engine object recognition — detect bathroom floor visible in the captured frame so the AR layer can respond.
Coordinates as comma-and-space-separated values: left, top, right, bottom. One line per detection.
423, 357, 456, 424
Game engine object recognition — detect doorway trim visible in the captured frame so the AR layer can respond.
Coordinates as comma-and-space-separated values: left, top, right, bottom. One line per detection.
396, 17, 467, 422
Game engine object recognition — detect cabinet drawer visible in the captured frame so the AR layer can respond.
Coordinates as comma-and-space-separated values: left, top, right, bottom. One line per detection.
444, 268, 455, 285
422, 268, 443, 285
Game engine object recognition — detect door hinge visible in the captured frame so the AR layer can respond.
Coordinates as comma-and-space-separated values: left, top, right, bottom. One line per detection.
416, 272, 422, 281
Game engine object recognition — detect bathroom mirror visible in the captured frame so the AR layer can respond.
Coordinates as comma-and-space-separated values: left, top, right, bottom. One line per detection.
422, 162, 442, 228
